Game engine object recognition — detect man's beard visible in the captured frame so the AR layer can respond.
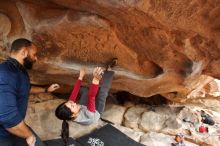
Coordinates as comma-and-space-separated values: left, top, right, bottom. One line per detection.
23, 56, 35, 70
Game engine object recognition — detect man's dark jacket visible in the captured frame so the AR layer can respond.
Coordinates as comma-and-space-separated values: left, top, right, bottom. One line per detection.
0, 58, 30, 137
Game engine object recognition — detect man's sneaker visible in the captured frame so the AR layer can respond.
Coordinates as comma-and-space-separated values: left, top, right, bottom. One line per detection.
106, 58, 118, 71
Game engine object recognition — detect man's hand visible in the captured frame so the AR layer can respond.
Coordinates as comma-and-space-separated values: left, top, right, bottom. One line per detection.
26, 135, 36, 146
79, 67, 86, 80
6, 121, 36, 146
47, 84, 60, 93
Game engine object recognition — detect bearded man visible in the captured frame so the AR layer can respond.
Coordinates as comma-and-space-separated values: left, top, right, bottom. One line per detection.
0, 38, 60, 146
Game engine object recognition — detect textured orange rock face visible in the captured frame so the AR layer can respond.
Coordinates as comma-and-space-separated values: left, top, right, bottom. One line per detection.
0, 0, 220, 101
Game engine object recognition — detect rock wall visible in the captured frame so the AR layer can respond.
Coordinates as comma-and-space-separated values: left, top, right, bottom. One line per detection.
0, 0, 220, 102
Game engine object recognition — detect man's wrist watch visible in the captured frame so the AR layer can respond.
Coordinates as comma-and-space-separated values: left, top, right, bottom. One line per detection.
45, 87, 48, 93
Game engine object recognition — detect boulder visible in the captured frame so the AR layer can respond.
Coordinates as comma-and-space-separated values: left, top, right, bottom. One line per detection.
101, 104, 127, 125
124, 105, 148, 129
139, 111, 168, 132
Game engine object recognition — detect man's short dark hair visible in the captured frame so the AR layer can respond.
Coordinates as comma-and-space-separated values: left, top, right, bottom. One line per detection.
11, 38, 32, 53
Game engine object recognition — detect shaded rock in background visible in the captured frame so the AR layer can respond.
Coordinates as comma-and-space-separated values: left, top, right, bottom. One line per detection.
139, 111, 168, 132
140, 132, 175, 146
140, 132, 199, 146
69, 120, 103, 138
175, 107, 220, 146
113, 124, 144, 142
124, 105, 148, 130
101, 104, 127, 125
177, 107, 201, 126
187, 98, 220, 112
185, 75, 220, 100
29, 93, 55, 103
25, 99, 65, 140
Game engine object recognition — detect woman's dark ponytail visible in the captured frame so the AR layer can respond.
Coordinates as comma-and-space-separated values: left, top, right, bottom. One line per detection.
61, 120, 69, 146
55, 102, 73, 146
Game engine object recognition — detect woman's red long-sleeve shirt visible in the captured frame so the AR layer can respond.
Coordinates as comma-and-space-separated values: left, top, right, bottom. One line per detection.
69, 80, 99, 112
